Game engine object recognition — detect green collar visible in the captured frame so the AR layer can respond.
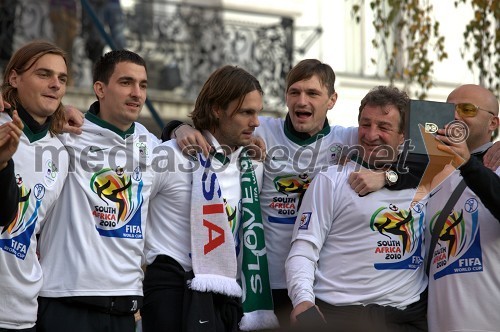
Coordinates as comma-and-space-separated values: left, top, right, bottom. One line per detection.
86, 101, 135, 139
15, 104, 51, 143
22, 122, 49, 143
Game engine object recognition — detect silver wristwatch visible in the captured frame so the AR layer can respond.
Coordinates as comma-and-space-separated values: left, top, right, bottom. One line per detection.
385, 170, 398, 186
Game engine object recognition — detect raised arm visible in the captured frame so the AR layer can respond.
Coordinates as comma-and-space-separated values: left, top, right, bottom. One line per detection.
436, 129, 500, 220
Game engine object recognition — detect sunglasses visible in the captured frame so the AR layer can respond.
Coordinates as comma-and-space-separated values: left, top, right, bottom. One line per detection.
455, 103, 496, 118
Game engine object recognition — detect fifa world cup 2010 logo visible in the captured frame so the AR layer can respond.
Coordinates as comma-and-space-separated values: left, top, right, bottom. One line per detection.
2, 175, 32, 236
371, 205, 416, 254
273, 173, 311, 208
91, 167, 134, 223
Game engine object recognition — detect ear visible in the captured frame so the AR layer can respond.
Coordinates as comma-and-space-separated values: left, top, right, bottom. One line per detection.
8, 70, 18, 88
488, 114, 499, 133
327, 92, 338, 110
398, 132, 405, 146
212, 105, 221, 119
93, 81, 104, 100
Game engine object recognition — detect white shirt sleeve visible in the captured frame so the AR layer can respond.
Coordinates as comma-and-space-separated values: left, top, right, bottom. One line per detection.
285, 171, 336, 307
285, 239, 319, 307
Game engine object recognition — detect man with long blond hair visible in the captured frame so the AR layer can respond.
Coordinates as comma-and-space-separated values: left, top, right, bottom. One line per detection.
0, 40, 70, 331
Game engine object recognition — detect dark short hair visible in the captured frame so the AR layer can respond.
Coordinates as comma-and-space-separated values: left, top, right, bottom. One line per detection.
190, 65, 263, 131
358, 85, 410, 133
286, 59, 336, 95
2, 40, 67, 135
93, 49, 147, 84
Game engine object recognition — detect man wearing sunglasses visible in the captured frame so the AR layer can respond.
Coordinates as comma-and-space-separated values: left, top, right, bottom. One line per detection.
426, 84, 499, 332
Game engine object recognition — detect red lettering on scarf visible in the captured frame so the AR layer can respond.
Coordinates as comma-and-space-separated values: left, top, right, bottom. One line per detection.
203, 219, 225, 254
203, 204, 224, 214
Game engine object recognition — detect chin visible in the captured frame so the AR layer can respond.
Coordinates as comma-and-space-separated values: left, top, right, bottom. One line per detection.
290, 122, 306, 132
239, 140, 251, 147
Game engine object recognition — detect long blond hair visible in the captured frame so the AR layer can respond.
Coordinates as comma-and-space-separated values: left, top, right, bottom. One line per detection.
2, 40, 68, 135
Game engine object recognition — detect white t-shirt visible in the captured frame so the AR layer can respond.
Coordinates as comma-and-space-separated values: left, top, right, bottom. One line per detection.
0, 113, 68, 329
145, 132, 263, 274
256, 116, 358, 289
39, 115, 158, 298
286, 162, 427, 309
426, 167, 500, 332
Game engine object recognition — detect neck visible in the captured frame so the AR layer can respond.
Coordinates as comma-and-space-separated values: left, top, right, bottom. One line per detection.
467, 138, 490, 153
285, 114, 326, 139
211, 130, 237, 155
470, 141, 493, 154
17, 104, 51, 134
89, 101, 132, 132
98, 114, 130, 132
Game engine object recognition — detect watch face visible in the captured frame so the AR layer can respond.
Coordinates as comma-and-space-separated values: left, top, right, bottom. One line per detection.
387, 171, 398, 184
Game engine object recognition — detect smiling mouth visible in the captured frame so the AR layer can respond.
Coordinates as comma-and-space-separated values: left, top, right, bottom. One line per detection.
126, 102, 141, 108
295, 111, 312, 119
362, 143, 380, 150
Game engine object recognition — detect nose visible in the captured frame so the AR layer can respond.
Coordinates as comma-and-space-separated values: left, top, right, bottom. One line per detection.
250, 114, 260, 128
454, 109, 461, 120
297, 92, 307, 106
364, 125, 380, 141
49, 75, 62, 89
131, 83, 142, 97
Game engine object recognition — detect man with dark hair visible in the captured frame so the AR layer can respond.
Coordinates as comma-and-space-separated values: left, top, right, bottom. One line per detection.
36, 49, 157, 332
286, 86, 428, 332
143, 65, 279, 331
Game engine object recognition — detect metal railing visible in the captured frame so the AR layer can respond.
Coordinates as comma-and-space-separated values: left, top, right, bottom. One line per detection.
2, 0, 321, 129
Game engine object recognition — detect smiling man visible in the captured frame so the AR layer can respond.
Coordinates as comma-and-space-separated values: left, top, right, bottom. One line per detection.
36, 50, 158, 332
286, 86, 428, 332
0, 41, 69, 332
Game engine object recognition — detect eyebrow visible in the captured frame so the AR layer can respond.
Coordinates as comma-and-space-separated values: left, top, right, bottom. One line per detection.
376, 120, 394, 128
359, 118, 394, 127
288, 87, 322, 93
34, 68, 68, 77
241, 106, 263, 111
119, 76, 148, 84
